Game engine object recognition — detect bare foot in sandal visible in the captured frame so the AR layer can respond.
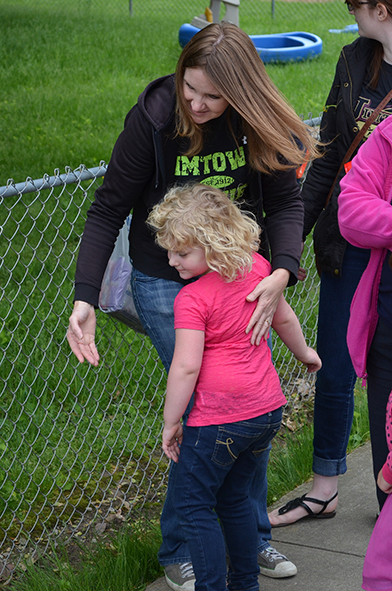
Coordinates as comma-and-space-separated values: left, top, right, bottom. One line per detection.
268, 474, 339, 527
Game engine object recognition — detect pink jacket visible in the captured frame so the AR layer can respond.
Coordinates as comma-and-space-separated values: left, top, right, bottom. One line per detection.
338, 116, 392, 379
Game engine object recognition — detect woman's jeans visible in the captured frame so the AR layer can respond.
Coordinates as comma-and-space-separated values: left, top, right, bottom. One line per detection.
174, 410, 282, 591
313, 243, 369, 476
131, 268, 274, 566
367, 317, 392, 510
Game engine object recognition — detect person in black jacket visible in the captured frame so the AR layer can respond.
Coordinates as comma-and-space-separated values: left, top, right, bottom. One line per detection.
269, 0, 392, 528
67, 21, 318, 587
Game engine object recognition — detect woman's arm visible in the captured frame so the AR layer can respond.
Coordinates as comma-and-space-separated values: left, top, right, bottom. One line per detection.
162, 328, 205, 462
301, 61, 343, 239
245, 269, 289, 345
246, 166, 302, 344
75, 106, 156, 307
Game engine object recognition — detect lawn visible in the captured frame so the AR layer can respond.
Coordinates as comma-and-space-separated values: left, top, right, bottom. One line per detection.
0, 0, 367, 584
0, 0, 357, 185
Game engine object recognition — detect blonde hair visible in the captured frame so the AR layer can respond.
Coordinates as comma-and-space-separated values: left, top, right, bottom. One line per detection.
147, 184, 261, 281
175, 21, 319, 173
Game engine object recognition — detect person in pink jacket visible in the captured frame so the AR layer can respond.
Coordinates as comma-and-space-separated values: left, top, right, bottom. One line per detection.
362, 390, 392, 591
338, 115, 392, 514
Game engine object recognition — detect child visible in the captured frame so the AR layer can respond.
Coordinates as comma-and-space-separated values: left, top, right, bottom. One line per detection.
363, 391, 392, 591
147, 183, 321, 591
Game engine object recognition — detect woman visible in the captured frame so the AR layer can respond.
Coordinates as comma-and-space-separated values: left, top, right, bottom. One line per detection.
67, 21, 318, 586
269, 0, 392, 527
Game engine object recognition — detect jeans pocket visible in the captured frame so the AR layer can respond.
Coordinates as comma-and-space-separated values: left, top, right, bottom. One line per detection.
212, 426, 250, 468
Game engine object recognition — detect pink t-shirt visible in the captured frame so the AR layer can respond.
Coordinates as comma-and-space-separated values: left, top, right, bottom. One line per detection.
174, 253, 287, 427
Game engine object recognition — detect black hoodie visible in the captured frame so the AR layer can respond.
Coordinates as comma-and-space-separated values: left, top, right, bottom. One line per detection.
75, 75, 304, 306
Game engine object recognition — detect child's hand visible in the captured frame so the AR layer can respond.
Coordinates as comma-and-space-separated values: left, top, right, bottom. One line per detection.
377, 469, 392, 494
300, 346, 322, 373
162, 423, 183, 463
297, 267, 307, 282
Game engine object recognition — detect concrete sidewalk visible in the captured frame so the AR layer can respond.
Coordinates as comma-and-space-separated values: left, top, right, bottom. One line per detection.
146, 442, 377, 591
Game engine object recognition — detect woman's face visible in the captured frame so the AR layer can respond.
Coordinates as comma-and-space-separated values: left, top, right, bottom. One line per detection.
348, 1, 383, 39
183, 67, 229, 125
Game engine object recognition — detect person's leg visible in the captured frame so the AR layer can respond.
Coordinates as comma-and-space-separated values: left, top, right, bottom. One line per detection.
174, 424, 232, 591
248, 445, 297, 578
175, 410, 282, 591
132, 269, 194, 581
269, 244, 369, 526
366, 318, 392, 511
215, 410, 283, 591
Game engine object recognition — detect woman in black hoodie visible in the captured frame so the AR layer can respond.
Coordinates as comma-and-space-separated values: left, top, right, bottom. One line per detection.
67, 21, 318, 587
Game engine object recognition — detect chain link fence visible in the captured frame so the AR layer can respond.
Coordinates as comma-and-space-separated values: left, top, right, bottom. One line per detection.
7, 0, 352, 35
0, 118, 321, 580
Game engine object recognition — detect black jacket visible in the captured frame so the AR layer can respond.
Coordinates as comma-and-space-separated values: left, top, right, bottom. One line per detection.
302, 36, 377, 277
75, 75, 304, 306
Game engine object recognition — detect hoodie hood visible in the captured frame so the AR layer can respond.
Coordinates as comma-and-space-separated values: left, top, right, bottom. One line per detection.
137, 74, 176, 132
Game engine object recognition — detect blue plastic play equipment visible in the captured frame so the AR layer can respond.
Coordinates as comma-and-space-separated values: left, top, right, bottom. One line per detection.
179, 24, 322, 64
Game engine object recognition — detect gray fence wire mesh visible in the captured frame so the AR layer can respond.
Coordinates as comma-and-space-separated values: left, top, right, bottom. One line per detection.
0, 119, 321, 579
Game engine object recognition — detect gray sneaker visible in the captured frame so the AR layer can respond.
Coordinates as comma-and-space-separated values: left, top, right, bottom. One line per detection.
258, 546, 297, 578
164, 562, 196, 591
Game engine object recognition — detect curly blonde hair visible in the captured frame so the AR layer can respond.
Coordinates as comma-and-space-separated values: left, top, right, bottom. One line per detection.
147, 184, 261, 282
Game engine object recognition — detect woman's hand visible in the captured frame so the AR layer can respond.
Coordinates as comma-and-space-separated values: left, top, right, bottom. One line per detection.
245, 268, 290, 346
67, 300, 99, 366
162, 423, 183, 463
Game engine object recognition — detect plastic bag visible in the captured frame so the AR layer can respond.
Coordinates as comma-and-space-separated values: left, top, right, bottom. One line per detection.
99, 216, 146, 334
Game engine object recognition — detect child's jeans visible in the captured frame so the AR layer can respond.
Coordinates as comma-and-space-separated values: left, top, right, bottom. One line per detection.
174, 408, 282, 591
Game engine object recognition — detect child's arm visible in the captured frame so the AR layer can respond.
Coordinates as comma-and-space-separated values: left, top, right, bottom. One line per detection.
163, 328, 205, 463
271, 295, 321, 373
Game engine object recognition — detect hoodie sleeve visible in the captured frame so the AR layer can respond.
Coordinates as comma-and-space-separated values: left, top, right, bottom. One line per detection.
338, 119, 392, 251
74, 104, 156, 306
301, 57, 343, 239
261, 167, 304, 286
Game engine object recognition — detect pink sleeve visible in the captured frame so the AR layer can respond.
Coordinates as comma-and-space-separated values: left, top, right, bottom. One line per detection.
338, 121, 392, 250
382, 392, 392, 484
174, 287, 207, 331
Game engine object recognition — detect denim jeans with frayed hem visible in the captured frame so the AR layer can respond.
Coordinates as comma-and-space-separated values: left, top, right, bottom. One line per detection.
313, 243, 369, 476
174, 411, 282, 591
131, 268, 274, 566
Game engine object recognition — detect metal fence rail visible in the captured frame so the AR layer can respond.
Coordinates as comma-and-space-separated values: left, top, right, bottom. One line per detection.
0, 141, 320, 578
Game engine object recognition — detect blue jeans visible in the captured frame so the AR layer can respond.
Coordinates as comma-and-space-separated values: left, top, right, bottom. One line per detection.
313, 243, 369, 476
174, 410, 282, 591
131, 268, 274, 565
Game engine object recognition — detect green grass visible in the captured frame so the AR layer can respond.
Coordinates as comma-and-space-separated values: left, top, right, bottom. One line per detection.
0, 0, 358, 184
267, 382, 370, 504
6, 384, 370, 590
0, 0, 367, 576
8, 519, 163, 591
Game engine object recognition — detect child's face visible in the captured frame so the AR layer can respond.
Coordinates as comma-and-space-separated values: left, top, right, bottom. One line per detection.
168, 246, 209, 280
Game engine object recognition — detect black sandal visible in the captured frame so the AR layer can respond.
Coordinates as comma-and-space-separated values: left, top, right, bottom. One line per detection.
271, 491, 338, 528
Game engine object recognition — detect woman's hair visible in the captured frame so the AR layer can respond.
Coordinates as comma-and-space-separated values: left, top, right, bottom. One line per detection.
147, 183, 261, 282
344, 0, 392, 88
175, 21, 319, 173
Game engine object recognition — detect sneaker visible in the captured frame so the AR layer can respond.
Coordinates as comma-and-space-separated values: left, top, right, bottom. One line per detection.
164, 562, 196, 591
258, 546, 297, 579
